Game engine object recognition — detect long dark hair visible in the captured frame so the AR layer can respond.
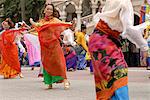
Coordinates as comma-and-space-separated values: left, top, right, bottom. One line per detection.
42, 3, 60, 18
3, 18, 14, 28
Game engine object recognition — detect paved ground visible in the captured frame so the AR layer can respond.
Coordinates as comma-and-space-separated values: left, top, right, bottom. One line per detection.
128, 68, 150, 100
0, 67, 150, 100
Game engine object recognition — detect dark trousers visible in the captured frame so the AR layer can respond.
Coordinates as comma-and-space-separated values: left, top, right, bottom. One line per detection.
129, 53, 140, 67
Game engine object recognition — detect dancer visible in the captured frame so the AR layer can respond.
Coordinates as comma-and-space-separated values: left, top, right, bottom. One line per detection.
24, 33, 41, 70
61, 19, 77, 71
75, 24, 88, 70
146, 25, 150, 70
0, 18, 24, 79
30, 3, 71, 89
24, 29, 43, 76
89, 0, 149, 99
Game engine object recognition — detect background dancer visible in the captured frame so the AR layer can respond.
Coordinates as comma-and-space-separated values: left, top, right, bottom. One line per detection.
75, 24, 88, 70
61, 19, 77, 71
0, 18, 24, 79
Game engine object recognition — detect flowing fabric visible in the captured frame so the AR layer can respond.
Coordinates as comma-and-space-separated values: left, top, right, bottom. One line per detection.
61, 28, 77, 70
75, 32, 88, 70
36, 18, 71, 84
0, 32, 3, 63
24, 34, 41, 66
77, 50, 87, 70
0, 29, 23, 78
89, 20, 128, 99
63, 46, 77, 70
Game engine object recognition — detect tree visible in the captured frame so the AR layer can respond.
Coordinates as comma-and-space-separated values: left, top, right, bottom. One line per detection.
3, 0, 45, 23
4, 0, 21, 22
25, 0, 46, 22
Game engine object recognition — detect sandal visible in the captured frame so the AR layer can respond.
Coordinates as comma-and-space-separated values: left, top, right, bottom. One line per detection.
38, 74, 43, 77
31, 67, 34, 70
64, 81, 70, 90
19, 73, 24, 78
48, 84, 52, 89
4, 76, 9, 79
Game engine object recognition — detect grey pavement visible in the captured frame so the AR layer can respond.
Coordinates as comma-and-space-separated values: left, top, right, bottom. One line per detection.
0, 67, 150, 100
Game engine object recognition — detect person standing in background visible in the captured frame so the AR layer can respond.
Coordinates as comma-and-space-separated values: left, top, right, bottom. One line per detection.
75, 24, 89, 70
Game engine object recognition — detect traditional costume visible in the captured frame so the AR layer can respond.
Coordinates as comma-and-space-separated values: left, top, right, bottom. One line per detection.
89, 0, 149, 99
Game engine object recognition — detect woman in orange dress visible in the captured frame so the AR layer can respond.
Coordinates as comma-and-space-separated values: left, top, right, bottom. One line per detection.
30, 4, 71, 89
0, 18, 23, 79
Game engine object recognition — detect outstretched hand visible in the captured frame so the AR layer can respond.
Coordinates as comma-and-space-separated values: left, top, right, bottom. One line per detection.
141, 51, 148, 66
29, 18, 35, 25
29, 18, 41, 27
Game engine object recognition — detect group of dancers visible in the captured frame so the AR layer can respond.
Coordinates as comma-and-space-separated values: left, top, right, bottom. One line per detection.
0, 3, 92, 90
0, 0, 150, 100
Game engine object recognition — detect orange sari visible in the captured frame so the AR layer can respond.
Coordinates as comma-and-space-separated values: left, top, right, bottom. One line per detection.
0, 29, 22, 78
36, 18, 71, 84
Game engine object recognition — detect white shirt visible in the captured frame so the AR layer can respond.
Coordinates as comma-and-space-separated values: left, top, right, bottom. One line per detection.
85, 34, 89, 42
61, 29, 76, 46
15, 34, 26, 53
93, 0, 150, 51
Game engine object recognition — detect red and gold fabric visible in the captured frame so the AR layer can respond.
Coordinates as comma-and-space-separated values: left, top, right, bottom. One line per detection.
35, 18, 71, 84
0, 29, 23, 78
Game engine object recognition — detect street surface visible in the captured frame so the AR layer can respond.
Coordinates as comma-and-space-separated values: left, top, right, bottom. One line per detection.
0, 67, 150, 100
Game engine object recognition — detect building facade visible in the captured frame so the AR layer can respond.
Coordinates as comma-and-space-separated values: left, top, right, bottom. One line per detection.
0, 0, 145, 31
50, 0, 145, 32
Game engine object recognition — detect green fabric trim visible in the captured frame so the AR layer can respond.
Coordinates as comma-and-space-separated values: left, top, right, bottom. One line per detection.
43, 68, 64, 85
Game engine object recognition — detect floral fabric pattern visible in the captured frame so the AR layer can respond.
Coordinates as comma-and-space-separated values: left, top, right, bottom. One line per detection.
89, 29, 128, 99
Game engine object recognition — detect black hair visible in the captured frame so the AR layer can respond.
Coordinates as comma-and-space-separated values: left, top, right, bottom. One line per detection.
43, 3, 60, 18
4, 18, 14, 28
81, 24, 86, 31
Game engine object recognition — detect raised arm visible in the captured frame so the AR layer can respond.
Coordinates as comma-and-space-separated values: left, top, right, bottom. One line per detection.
29, 18, 41, 27
119, 1, 149, 51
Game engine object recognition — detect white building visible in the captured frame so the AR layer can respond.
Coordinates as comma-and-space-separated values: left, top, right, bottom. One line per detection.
51, 0, 145, 33
0, 0, 145, 32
